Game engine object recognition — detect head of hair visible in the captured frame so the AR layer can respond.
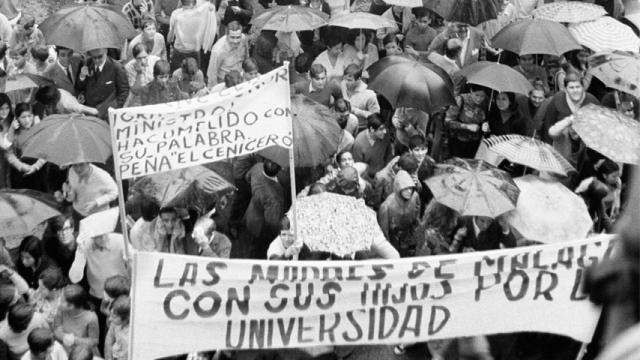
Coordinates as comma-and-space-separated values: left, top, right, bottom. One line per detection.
131, 43, 147, 59
496, 92, 518, 112
382, 33, 399, 47
408, 134, 427, 150
344, 64, 362, 80
104, 275, 131, 299
325, 35, 343, 49
49, 213, 73, 234
9, 44, 28, 57
444, 38, 462, 59
180, 57, 198, 76
158, 206, 177, 217
139, 195, 160, 222
347, 29, 373, 46
27, 328, 54, 355
227, 20, 242, 33
366, 113, 384, 131
54, 46, 71, 55
18, 236, 43, 266
411, 7, 430, 19
141, 17, 156, 30
467, 84, 488, 96
397, 153, 419, 174
34, 85, 61, 106
336, 150, 353, 164
63, 284, 90, 310
111, 295, 131, 322
8, 303, 34, 333
0, 92, 13, 125
563, 71, 583, 88
39, 267, 65, 291
594, 158, 620, 180
294, 53, 312, 74
242, 58, 258, 74
0, 285, 16, 321
30, 46, 49, 63
193, 216, 216, 239
334, 98, 351, 113
153, 60, 171, 78
224, 70, 243, 87
180, 0, 195, 6
69, 344, 95, 360
308, 182, 326, 196
309, 63, 326, 79
14, 102, 32, 119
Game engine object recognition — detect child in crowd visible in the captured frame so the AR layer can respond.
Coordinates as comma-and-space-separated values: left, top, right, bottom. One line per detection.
22, 328, 67, 360
99, 276, 130, 321
53, 285, 99, 355
30, 267, 65, 329
103, 296, 129, 360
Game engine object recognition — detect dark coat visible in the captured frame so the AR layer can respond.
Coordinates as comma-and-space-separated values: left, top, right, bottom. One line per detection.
42, 55, 83, 96
458, 218, 516, 252
540, 91, 600, 144
76, 57, 130, 119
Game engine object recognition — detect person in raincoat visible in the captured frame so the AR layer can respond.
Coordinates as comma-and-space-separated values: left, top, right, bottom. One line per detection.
377, 170, 421, 257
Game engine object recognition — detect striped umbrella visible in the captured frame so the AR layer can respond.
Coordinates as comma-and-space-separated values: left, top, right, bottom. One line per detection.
532, 1, 606, 23
482, 135, 575, 176
569, 17, 640, 53
424, 158, 520, 218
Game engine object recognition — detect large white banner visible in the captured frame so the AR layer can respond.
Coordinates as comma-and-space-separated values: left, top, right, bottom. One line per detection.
109, 66, 293, 179
131, 236, 614, 359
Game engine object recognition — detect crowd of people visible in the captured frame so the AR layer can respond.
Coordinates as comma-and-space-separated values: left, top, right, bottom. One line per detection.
0, 0, 636, 359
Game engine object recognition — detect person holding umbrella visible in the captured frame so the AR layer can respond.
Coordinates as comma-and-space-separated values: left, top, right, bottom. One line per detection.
444, 85, 489, 158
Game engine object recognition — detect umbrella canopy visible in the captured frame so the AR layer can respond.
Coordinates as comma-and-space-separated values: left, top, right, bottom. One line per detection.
250, 5, 329, 32
532, 1, 606, 23
131, 165, 235, 214
384, 0, 422, 8
424, 158, 520, 218
505, 175, 592, 243
569, 17, 640, 53
571, 104, 640, 164
476, 18, 509, 41
18, 114, 112, 167
258, 95, 341, 168
290, 192, 384, 256
0, 74, 54, 93
0, 189, 60, 238
588, 51, 640, 98
482, 135, 575, 176
457, 61, 533, 95
491, 19, 582, 56
39, 3, 136, 52
446, 0, 501, 26
367, 56, 454, 113
328, 12, 397, 30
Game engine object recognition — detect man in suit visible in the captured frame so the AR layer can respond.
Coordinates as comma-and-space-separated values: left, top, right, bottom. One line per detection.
453, 216, 516, 252
43, 46, 82, 96
428, 21, 487, 68
76, 48, 129, 120
292, 63, 341, 107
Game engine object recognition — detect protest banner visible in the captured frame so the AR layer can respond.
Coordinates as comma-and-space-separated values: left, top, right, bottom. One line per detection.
108, 66, 293, 179
130, 235, 615, 359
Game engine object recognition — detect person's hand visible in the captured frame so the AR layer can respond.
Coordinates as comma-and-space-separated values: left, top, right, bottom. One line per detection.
54, 190, 65, 203
481, 122, 490, 133
231, 5, 242, 12
405, 45, 418, 57
79, 66, 89, 80
85, 107, 99, 116
11, 120, 19, 130
192, 227, 209, 248
24, 165, 38, 175
134, 62, 145, 73
455, 226, 467, 239
62, 333, 75, 348
82, 200, 98, 213
284, 245, 301, 258
77, 94, 85, 104
465, 123, 480, 132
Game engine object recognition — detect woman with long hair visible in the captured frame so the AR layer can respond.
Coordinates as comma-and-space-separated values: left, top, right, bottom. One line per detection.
0, 93, 13, 188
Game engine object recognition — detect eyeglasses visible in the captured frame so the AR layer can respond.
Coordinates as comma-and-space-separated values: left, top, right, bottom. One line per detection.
91, 53, 105, 61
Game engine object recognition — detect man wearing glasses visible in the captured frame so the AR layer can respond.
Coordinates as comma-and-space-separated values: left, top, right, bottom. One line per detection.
76, 48, 129, 120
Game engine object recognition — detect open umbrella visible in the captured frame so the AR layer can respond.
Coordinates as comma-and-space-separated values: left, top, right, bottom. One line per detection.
131, 165, 235, 215
290, 192, 384, 256
481, 135, 575, 176
18, 114, 111, 167
569, 17, 640, 53
505, 175, 592, 244
457, 61, 533, 95
384, 0, 422, 8
0, 189, 60, 238
258, 95, 341, 168
588, 51, 640, 98
328, 12, 398, 30
250, 5, 329, 32
0, 74, 54, 93
532, 1, 606, 23
571, 104, 640, 164
424, 158, 520, 218
476, 18, 510, 41
491, 19, 582, 56
39, 3, 135, 52
367, 56, 454, 113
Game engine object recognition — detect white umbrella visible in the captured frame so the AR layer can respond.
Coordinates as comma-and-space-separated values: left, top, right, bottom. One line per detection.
532, 1, 606, 23
569, 17, 640, 53
329, 12, 398, 30
505, 176, 593, 244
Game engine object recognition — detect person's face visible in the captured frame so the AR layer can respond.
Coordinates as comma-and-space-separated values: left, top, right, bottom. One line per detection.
17, 111, 33, 129
354, 34, 366, 51
110, 309, 123, 326
338, 152, 354, 169
72, 162, 90, 176
10, 53, 25, 68
566, 81, 584, 102
143, 23, 156, 38
577, 50, 589, 64
328, 43, 343, 57
470, 90, 486, 105
520, 55, 534, 71
400, 187, 414, 200
57, 219, 76, 248
476, 216, 492, 231
57, 49, 73, 68
604, 171, 620, 186
21, 22, 34, 36
159, 212, 177, 232
311, 71, 326, 89
370, 125, 387, 140
37, 280, 51, 298
450, 22, 467, 37
21, 252, 35, 268
411, 145, 428, 162
416, 15, 431, 30
530, 89, 545, 107
384, 41, 402, 56
227, 29, 243, 49
156, 73, 170, 85
88, 49, 107, 65
496, 93, 510, 111
244, 69, 259, 81
344, 74, 358, 90
135, 50, 149, 67
0, 103, 10, 121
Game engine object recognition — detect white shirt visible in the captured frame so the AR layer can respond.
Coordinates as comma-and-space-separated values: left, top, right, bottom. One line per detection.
313, 50, 349, 80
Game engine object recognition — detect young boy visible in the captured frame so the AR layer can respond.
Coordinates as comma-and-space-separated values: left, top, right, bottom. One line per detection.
99, 276, 130, 320
104, 296, 129, 360
22, 328, 67, 360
